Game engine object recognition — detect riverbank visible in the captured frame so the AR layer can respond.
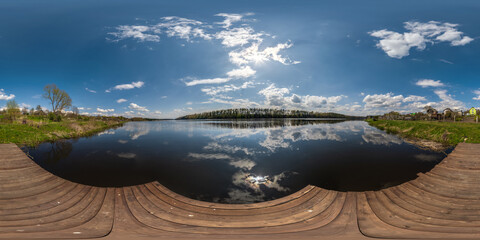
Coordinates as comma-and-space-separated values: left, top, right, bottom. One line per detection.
366, 119, 480, 151
0, 116, 127, 146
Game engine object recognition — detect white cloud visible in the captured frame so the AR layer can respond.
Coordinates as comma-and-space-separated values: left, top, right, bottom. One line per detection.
370, 21, 473, 58
185, 77, 231, 86
229, 41, 300, 66
97, 108, 115, 113
361, 89, 464, 114
215, 13, 251, 28
304, 95, 344, 108
258, 84, 290, 107
474, 90, 480, 101
112, 81, 144, 90
201, 81, 255, 96
85, 88, 96, 93
258, 84, 344, 110
109, 14, 300, 103
109, 16, 211, 43
19, 103, 31, 109
403, 95, 427, 102
129, 103, 149, 112
109, 25, 160, 42
156, 16, 211, 41
229, 159, 256, 170
215, 27, 263, 47
432, 89, 465, 110
226, 66, 256, 78
0, 89, 15, 100
206, 97, 260, 108
438, 59, 453, 64
416, 79, 444, 88
116, 98, 127, 103
363, 93, 405, 109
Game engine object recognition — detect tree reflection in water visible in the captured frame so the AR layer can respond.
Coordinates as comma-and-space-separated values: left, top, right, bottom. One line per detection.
43, 140, 74, 164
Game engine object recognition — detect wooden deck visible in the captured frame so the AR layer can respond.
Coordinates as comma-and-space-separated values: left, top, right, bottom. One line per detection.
0, 143, 479, 239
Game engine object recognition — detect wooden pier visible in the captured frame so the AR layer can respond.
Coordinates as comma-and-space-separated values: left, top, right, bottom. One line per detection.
1, 143, 479, 239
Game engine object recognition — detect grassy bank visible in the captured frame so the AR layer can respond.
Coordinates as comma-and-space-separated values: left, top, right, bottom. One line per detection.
0, 116, 126, 146
367, 119, 480, 147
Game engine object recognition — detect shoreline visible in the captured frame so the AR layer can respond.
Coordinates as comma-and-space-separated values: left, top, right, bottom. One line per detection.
0, 119, 127, 147
365, 119, 479, 152
402, 138, 450, 152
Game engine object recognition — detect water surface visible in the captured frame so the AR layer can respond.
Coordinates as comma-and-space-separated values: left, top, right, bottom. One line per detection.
27, 120, 447, 203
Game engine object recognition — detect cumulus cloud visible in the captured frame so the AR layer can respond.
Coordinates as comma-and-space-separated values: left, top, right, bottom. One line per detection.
116, 98, 127, 103
362, 89, 464, 114
403, 95, 427, 102
416, 79, 444, 88
97, 108, 115, 113
129, 103, 149, 112
369, 21, 473, 58
363, 93, 406, 109
226, 66, 256, 78
432, 89, 464, 110
0, 89, 15, 100
258, 84, 344, 110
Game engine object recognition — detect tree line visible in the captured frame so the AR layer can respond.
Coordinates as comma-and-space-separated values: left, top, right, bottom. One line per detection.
177, 108, 362, 120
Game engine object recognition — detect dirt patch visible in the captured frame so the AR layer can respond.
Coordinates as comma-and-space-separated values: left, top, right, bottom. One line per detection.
403, 138, 449, 152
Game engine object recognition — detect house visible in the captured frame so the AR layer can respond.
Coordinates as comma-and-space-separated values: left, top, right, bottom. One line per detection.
469, 107, 477, 116
426, 108, 441, 120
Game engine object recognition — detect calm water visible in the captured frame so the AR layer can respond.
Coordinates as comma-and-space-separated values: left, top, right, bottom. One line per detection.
26, 120, 447, 203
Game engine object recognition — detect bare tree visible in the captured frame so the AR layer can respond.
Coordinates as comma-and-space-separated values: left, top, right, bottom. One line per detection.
43, 84, 72, 113
6, 100, 20, 121
35, 105, 44, 115
72, 106, 79, 115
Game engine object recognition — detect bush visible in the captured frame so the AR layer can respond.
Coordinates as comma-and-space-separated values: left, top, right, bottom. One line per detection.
48, 113, 62, 122
48, 112, 55, 121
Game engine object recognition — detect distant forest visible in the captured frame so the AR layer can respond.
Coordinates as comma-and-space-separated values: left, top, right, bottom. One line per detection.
177, 108, 364, 120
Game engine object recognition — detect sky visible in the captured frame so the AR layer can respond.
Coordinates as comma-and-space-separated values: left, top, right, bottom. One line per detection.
0, 0, 479, 118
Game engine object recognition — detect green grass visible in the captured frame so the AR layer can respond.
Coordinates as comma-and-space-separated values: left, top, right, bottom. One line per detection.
0, 116, 125, 146
367, 119, 480, 146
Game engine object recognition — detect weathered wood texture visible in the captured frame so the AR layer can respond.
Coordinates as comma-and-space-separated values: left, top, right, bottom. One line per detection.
0, 143, 479, 239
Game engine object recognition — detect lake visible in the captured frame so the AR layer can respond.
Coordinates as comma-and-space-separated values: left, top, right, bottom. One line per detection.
26, 120, 447, 203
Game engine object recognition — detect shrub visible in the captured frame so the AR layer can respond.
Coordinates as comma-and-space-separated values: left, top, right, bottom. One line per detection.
48, 112, 56, 121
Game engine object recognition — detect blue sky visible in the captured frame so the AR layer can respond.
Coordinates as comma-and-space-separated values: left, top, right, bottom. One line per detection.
0, 0, 479, 118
